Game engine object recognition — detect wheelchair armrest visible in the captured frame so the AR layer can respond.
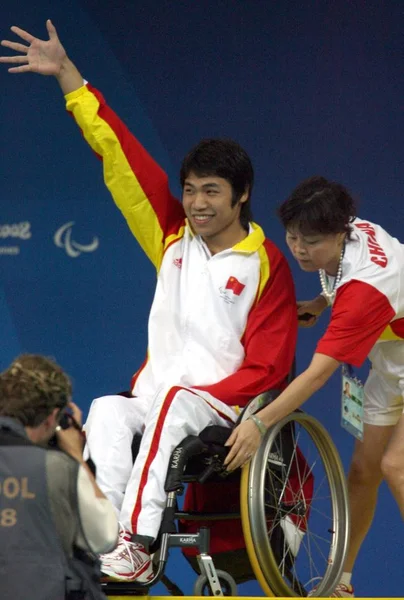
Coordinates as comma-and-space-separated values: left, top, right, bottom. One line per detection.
164, 434, 207, 493
164, 426, 234, 492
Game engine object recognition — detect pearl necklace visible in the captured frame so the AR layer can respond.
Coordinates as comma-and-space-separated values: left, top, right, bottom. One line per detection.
319, 245, 345, 305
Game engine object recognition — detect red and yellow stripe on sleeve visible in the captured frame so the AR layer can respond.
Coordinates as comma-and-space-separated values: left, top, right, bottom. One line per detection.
65, 84, 185, 270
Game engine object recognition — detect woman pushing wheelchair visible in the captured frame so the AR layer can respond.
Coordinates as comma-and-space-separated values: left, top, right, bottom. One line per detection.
225, 176, 404, 598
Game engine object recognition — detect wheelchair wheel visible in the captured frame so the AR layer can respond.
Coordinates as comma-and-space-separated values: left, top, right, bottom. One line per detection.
193, 569, 238, 596
240, 411, 350, 597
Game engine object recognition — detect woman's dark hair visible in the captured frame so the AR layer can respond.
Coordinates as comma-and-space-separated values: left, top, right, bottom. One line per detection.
277, 176, 357, 238
0, 354, 71, 427
180, 138, 254, 229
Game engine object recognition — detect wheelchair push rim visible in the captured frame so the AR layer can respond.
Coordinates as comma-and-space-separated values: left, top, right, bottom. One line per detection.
241, 411, 350, 597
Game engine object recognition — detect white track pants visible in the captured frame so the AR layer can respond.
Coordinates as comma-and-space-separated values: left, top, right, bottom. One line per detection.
84, 386, 237, 540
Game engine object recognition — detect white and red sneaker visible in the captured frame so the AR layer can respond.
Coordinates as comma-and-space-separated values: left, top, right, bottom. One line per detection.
100, 529, 153, 583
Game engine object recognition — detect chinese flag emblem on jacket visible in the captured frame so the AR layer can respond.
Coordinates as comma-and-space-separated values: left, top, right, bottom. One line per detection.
225, 276, 245, 296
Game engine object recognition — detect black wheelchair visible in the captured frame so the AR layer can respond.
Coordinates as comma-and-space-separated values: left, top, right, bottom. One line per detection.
103, 388, 350, 598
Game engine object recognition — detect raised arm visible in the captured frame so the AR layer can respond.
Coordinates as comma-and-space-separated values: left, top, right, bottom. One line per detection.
1, 21, 185, 268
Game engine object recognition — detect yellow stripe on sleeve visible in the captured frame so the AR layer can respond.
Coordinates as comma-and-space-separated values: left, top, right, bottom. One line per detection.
66, 87, 164, 268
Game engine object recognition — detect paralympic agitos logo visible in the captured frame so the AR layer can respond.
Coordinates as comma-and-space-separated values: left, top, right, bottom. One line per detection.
54, 222, 99, 258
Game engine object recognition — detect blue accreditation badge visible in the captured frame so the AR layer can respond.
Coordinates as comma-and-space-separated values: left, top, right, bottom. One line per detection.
341, 364, 364, 441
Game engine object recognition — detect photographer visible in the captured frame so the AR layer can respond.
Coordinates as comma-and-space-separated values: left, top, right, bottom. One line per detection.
0, 354, 118, 599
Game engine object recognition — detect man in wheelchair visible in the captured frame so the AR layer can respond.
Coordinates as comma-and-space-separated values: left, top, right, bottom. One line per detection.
68, 68, 299, 584
2, 23, 295, 582
81, 122, 298, 582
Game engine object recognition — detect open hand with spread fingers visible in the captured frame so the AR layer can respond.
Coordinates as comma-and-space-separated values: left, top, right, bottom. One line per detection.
0, 19, 67, 76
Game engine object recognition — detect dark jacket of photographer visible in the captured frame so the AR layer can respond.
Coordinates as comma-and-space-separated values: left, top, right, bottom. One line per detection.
0, 416, 107, 600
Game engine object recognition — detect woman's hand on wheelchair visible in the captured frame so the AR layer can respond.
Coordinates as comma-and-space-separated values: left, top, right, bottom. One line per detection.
223, 420, 261, 471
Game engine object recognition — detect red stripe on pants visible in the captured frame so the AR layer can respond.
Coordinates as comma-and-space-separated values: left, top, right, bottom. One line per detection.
130, 386, 234, 533
130, 386, 182, 533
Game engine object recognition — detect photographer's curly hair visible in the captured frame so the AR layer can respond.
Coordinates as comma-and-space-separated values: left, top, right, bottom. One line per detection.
0, 354, 72, 427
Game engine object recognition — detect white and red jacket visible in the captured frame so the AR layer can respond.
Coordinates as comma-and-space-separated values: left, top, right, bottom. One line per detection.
317, 218, 404, 367
65, 84, 297, 406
